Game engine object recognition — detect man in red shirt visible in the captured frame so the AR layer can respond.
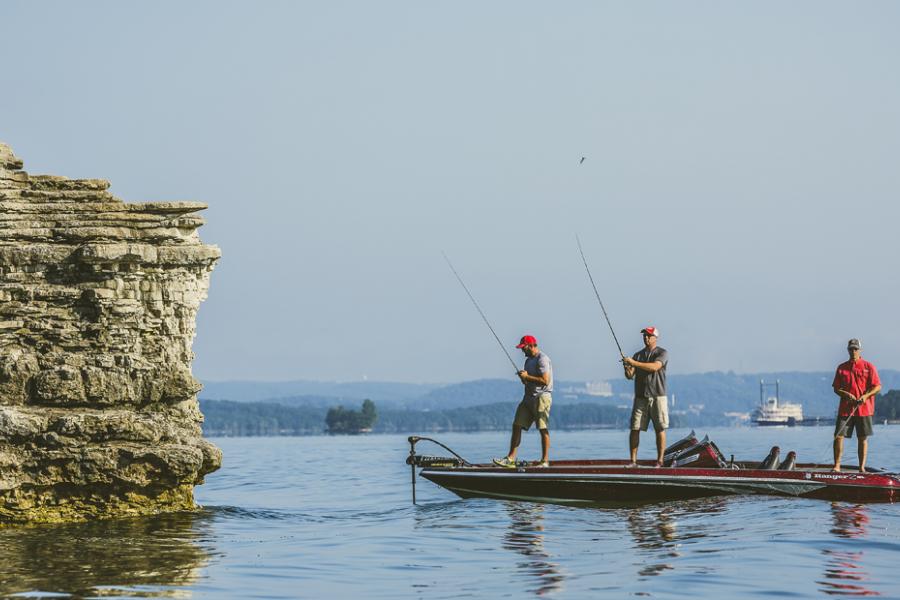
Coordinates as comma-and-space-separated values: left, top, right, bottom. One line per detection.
832, 338, 881, 472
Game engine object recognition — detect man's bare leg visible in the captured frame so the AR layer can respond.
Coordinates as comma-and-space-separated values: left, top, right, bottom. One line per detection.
833, 436, 844, 472
629, 430, 640, 465
858, 436, 868, 472
507, 426, 522, 461
655, 429, 667, 466
539, 429, 550, 463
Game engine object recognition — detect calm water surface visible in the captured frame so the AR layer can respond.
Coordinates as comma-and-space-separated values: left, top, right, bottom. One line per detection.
3, 427, 900, 599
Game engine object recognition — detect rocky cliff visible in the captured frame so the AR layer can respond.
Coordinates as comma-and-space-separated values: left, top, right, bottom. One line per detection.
0, 142, 221, 523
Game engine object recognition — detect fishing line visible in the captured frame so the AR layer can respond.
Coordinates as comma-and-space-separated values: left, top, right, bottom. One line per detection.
442, 251, 519, 373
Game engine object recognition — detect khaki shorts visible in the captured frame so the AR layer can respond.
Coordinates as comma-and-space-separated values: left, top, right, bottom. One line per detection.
631, 395, 669, 432
513, 392, 552, 431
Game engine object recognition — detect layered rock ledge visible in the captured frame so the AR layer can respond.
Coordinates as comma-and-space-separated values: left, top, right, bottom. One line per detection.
0, 142, 221, 523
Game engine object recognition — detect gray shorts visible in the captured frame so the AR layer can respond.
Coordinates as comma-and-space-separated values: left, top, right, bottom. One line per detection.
835, 415, 873, 439
631, 396, 669, 432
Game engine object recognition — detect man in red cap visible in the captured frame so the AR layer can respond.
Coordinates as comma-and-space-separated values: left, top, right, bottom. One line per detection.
493, 334, 553, 467
623, 326, 669, 467
832, 338, 881, 472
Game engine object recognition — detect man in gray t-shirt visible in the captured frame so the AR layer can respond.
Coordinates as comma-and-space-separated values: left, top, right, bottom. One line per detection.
623, 326, 669, 467
522, 350, 553, 399
493, 334, 553, 468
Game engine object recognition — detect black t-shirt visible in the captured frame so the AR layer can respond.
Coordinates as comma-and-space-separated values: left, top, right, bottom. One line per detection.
632, 346, 668, 397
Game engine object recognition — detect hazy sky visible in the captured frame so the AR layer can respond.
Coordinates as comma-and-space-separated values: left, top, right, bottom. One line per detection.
2, 2, 898, 383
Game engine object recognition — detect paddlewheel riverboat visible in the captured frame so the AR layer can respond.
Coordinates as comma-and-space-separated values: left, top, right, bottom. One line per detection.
406, 432, 899, 504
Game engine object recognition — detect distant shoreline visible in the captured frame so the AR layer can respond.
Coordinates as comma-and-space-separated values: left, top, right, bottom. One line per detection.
203, 421, 900, 438
199, 377, 900, 438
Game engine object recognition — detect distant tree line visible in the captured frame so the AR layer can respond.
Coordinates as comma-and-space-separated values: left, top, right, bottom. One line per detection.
200, 400, 327, 436
326, 399, 377, 433
874, 389, 900, 421
200, 399, 696, 436
200, 389, 900, 437
374, 403, 638, 433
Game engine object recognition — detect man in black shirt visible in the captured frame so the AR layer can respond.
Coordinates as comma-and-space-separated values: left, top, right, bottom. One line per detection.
623, 326, 669, 467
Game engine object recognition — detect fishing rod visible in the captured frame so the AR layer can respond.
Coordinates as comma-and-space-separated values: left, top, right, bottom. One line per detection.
575, 234, 625, 359
442, 251, 520, 373
834, 403, 860, 439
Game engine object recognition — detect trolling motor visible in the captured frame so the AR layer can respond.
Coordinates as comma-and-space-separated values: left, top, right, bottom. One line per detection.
407, 436, 470, 504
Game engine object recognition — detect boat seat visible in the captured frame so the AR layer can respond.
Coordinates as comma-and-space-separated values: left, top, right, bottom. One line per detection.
778, 451, 797, 471
758, 446, 780, 470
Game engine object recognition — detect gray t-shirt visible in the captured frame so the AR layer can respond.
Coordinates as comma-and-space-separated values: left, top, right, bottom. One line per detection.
632, 346, 668, 397
523, 352, 553, 399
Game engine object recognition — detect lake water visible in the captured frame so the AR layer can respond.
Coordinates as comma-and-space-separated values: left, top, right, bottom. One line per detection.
3, 427, 900, 599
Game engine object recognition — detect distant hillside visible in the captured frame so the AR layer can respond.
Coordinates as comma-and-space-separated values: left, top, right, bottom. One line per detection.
650, 370, 900, 417
199, 380, 440, 405
412, 379, 522, 410
200, 370, 900, 418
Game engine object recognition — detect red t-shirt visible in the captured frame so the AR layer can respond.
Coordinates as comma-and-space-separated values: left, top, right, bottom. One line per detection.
832, 358, 881, 417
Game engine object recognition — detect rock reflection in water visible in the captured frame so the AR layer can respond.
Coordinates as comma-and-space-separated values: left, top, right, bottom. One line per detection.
817, 503, 879, 597
625, 498, 726, 579
503, 503, 566, 596
0, 510, 214, 598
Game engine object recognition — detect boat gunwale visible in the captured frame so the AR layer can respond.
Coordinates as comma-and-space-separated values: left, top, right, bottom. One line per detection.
419, 463, 900, 489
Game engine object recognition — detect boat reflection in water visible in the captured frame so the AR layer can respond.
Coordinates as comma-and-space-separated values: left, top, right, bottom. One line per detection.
818, 503, 879, 597
624, 497, 726, 580
626, 505, 677, 578
502, 503, 565, 596
0, 510, 215, 598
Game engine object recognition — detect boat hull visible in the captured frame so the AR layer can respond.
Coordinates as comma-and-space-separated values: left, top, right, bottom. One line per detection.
419, 462, 899, 504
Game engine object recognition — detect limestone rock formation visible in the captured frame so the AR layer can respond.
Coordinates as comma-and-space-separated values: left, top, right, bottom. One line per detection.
0, 142, 221, 523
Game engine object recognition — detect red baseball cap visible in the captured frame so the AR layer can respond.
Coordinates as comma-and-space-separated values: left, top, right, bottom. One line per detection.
516, 335, 538, 348
640, 326, 660, 337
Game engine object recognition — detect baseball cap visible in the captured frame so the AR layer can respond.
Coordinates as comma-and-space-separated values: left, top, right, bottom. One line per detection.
847, 338, 861, 350
640, 326, 660, 338
516, 335, 538, 348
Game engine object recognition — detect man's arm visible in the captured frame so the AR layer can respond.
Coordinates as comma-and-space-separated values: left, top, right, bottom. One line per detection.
518, 370, 550, 386
623, 357, 663, 373
833, 385, 857, 402
861, 364, 883, 402
859, 384, 882, 403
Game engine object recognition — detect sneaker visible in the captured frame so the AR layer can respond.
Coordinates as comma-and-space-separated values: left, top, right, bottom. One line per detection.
492, 456, 515, 468
537, 461, 550, 468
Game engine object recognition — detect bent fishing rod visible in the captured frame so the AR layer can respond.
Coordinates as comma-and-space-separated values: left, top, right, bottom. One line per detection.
442, 252, 520, 374
576, 234, 625, 360
834, 403, 861, 439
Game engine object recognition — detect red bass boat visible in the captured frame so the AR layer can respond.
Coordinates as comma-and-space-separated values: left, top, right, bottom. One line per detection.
406, 433, 899, 504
